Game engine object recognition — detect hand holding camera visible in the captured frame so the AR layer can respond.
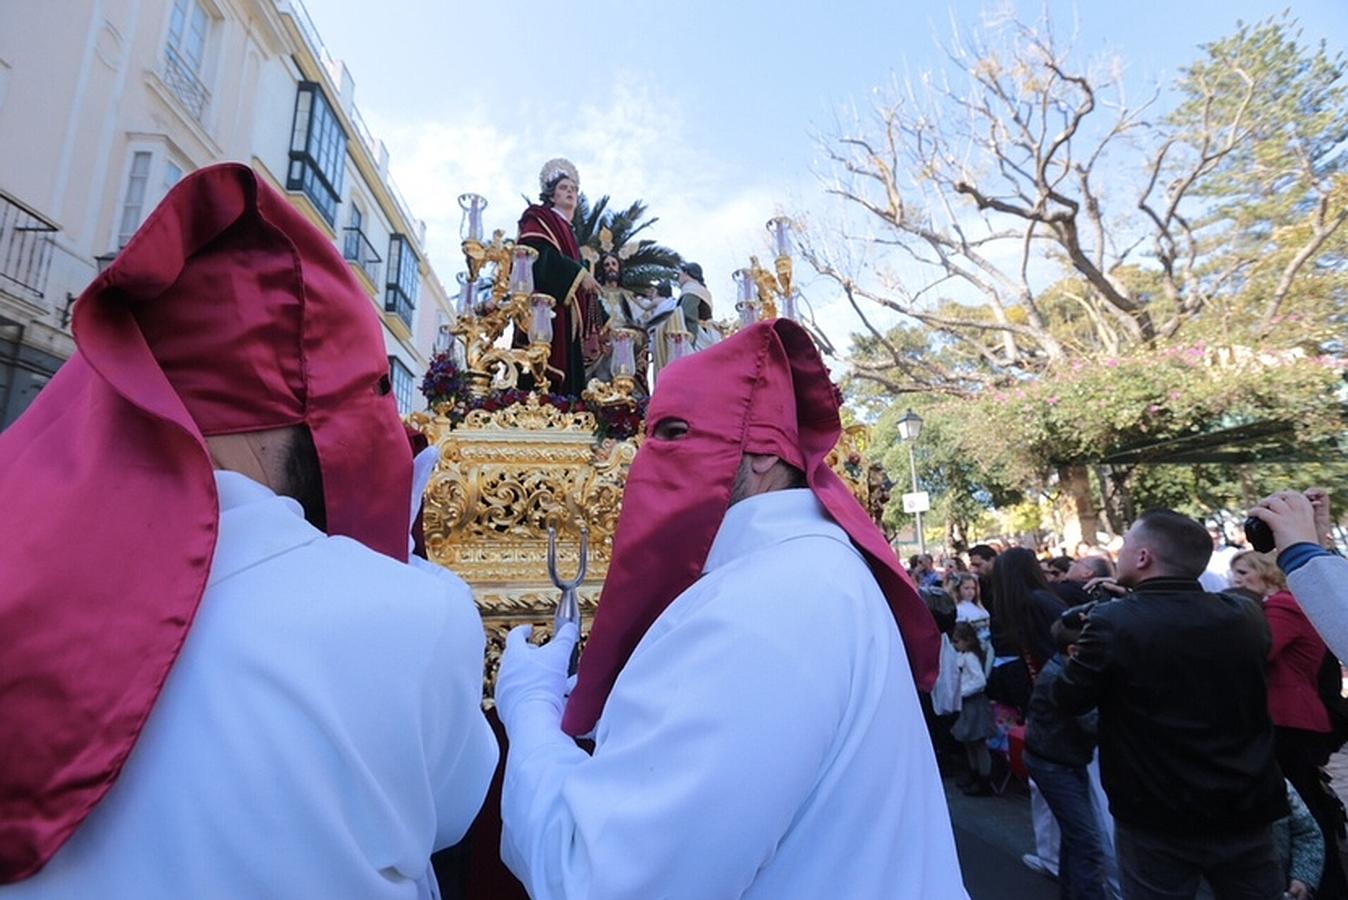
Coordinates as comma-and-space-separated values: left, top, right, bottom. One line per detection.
1246, 489, 1323, 554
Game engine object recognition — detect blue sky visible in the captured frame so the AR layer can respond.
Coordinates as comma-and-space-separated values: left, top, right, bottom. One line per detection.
299, 0, 1347, 345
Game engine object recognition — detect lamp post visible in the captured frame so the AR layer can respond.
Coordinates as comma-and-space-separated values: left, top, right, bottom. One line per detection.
896, 408, 925, 554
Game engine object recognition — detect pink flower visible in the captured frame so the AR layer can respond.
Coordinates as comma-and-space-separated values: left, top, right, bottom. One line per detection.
1104, 359, 1118, 368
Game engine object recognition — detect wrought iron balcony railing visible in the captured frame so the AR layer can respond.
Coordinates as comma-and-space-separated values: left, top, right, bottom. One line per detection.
342, 226, 382, 287
161, 44, 210, 122
0, 192, 58, 305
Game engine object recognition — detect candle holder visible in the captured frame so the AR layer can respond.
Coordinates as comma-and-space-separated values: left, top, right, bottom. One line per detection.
667, 330, 689, 362
528, 293, 555, 346
459, 193, 487, 242
509, 245, 538, 296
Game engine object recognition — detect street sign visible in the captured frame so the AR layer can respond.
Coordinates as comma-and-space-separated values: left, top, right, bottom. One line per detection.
902, 491, 930, 514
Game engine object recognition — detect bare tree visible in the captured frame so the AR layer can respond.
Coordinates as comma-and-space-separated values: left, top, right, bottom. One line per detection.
801, 13, 1345, 393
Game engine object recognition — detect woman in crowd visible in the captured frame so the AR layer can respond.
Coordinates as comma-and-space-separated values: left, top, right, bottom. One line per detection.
1232, 549, 1347, 899
987, 547, 1065, 713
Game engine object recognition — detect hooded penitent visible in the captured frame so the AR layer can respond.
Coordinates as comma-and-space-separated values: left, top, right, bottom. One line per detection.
561, 318, 940, 737
0, 163, 412, 881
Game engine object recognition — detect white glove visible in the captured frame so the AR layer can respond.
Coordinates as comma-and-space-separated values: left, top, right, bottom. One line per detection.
496, 623, 579, 748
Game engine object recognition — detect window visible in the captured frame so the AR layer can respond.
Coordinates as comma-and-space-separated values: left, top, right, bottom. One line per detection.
167, 0, 208, 72
384, 234, 418, 328
163, 160, 183, 192
388, 357, 414, 414
287, 82, 346, 227
117, 152, 153, 248
342, 203, 381, 285
162, 0, 211, 120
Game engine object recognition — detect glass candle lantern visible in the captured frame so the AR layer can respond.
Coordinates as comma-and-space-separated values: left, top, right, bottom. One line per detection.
508, 245, 537, 295
667, 330, 689, 361
456, 271, 476, 316
528, 293, 555, 345
737, 300, 760, 328
732, 268, 754, 305
458, 193, 487, 242
611, 329, 637, 378
767, 216, 793, 259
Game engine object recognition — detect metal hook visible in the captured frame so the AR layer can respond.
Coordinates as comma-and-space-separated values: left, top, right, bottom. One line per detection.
547, 525, 588, 675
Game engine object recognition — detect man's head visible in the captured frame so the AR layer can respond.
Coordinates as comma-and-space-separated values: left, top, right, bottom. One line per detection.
1116, 509, 1213, 586
968, 544, 998, 576
679, 261, 705, 286
204, 426, 326, 530
564, 319, 941, 736
542, 175, 577, 216
1065, 554, 1114, 584
599, 253, 622, 286
649, 416, 805, 506
538, 158, 580, 215
1042, 556, 1072, 582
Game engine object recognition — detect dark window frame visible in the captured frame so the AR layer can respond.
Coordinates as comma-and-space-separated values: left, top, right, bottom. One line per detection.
384, 233, 418, 328
286, 82, 346, 226
388, 356, 414, 414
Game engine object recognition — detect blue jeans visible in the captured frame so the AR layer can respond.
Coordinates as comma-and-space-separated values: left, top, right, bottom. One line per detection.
1025, 749, 1108, 900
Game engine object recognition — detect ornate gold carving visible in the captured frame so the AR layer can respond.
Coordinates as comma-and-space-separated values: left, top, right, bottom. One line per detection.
411, 395, 639, 700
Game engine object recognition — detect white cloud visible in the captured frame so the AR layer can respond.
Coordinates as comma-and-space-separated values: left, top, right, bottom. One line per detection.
363, 73, 787, 319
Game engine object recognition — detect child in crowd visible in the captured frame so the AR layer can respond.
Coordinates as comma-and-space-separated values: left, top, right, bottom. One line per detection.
951, 621, 998, 797
1023, 616, 1106, 900
1275, 778, 1324, 899
952, 573, 992, 652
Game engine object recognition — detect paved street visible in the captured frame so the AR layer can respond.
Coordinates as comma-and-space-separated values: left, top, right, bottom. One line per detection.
944, 776, 1057, 899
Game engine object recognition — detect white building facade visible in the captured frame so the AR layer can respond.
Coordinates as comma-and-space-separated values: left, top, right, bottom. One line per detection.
0, 0, 452, 427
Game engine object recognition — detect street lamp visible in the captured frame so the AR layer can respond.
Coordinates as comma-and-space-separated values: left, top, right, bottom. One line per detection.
896, 408, 925, 554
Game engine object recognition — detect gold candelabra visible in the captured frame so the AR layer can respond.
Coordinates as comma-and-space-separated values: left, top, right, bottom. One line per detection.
451, 192, 637, 405
732, 217, 797, 329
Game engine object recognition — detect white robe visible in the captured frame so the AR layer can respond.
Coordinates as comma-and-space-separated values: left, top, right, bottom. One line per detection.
501, 489, 967, 899
5, 471, 497, 899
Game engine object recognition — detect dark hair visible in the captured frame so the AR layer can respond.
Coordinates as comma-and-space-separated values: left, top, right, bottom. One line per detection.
656, 280, 673, 298
539, 173, 572, 208
1132, 508, 1213, 579
922, 587, 957, 635
1048, 555, 1073, 575
282, 426, 327, 532
952, 621, 984, 658
969, 544, 998, 563
1050, 617, 1082, 653
990, 547, 1052, 657
1076, 555, 1114, 580
680, 261, 705, 284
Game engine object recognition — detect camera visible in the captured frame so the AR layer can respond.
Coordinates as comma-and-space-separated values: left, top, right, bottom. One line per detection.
1243, 515, 1276, 553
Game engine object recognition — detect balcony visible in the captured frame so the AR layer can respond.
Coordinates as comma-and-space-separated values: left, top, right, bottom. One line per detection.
384, 285, 415, 331
342, 226, 382, 288
0, 192, 58, 306
161, 44, 210, 122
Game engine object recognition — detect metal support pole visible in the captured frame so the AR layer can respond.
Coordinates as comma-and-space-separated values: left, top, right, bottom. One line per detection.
907, 441, 925, 555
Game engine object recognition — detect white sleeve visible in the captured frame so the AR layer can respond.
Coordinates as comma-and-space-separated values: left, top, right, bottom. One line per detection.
499, 574, 850, 899
416, 565, 500, 850
1287, 555, 1348, 664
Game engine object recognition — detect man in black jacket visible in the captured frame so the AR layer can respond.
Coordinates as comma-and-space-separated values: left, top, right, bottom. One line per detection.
1054, 508, 1287, 900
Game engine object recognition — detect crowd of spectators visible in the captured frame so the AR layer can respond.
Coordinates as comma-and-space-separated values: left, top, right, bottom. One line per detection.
912, 487, 1348, 900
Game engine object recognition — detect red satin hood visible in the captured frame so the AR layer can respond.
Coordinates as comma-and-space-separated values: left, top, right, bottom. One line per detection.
0, 163, 411, 881
562, 319, 939, 736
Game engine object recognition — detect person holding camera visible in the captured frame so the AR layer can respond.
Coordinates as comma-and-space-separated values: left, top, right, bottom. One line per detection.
1248, 488, 1347, 664
1054, 509, 1288, 899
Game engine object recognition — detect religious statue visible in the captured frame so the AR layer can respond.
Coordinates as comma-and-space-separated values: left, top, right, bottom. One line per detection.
513, 158, 601, 397
587, 251, 650, 397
